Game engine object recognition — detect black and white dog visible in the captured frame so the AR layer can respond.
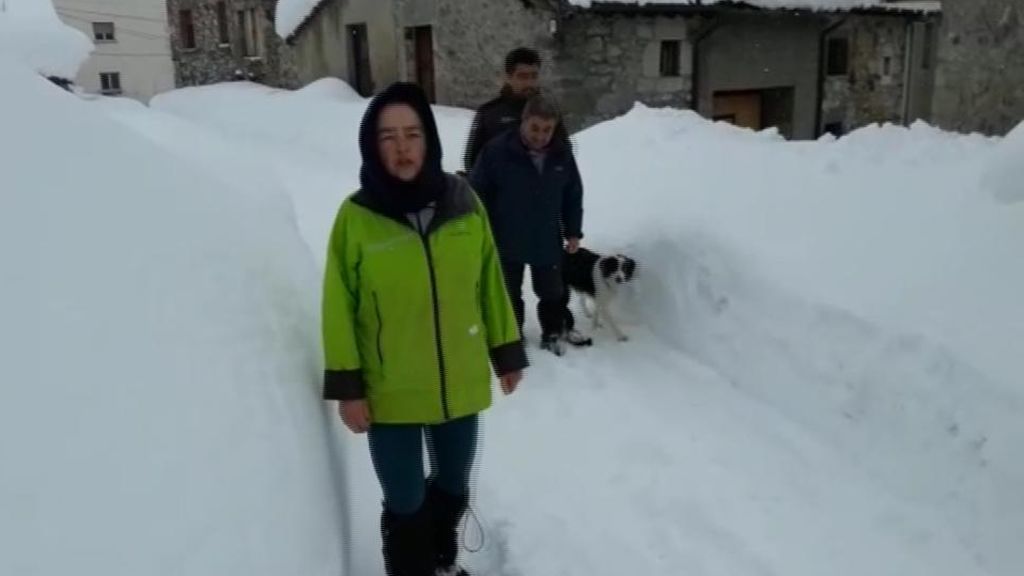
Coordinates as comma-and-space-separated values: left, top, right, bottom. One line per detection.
560, 247, 638, 344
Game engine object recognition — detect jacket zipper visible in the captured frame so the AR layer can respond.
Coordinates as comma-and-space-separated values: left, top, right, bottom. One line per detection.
373, 291, 384, 368
416, 214, 450, 420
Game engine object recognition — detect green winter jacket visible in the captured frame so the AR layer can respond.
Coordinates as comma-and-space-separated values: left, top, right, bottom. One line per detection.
321, 174, 528, 424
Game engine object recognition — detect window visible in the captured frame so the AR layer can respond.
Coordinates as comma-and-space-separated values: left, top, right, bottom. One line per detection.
660, 40, 681, 77
238, 9, 265, 57
922, 23, 935, 70
826, 37, 849, 76
179, 9, 196, 50
99, 72, 122, 95
92, 22, 115, 42
216, 2, 230, 45
883, 56, 892, 76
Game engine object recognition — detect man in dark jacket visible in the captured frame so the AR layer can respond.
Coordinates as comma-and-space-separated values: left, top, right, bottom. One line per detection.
469, 94, 583, 355
462, 47, 570, 173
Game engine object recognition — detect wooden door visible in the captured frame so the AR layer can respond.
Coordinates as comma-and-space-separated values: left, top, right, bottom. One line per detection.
414, 26, 436, 103
712, 91, 763, 131
348, 24, 373, 97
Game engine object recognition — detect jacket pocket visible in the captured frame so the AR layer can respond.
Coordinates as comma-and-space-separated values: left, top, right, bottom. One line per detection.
373, 291, 384, 369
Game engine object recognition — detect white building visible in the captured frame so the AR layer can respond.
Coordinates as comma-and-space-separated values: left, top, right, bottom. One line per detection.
53, 0, 175, 101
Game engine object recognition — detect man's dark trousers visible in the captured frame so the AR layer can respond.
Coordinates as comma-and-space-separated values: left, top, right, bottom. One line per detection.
500, 258, 564, 339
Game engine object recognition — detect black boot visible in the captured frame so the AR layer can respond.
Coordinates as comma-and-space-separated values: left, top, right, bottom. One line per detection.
381, 503, 434, 576
427, 482, 470, 575
540, 333, 565, 356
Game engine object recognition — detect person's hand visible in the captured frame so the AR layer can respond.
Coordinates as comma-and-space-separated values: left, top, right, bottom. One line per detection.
566, 237, 581, 254
499, 370, 522, 395
339, 399, 371, 434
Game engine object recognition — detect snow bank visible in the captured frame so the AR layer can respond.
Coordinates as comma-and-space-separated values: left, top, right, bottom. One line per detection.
983, 121, 1024, 204
295, 77, 365, 102
579, 103, 1021, 391
275, 0, 322, 39
0, 0, 92, 79
0, 59, 349, 575
616, 229, 1023, 574
567, 105, 1024, 574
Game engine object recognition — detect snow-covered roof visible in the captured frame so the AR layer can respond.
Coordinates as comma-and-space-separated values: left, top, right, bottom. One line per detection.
275, 0, 325, 40
569, 0, 941, 14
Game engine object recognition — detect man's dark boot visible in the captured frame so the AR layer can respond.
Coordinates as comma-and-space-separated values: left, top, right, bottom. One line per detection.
381, 503, 434, 576
540, 333, 566, 356
427, 482, 471, 575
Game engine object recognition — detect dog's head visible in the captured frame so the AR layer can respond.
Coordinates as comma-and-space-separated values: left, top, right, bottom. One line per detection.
598, 254, 638, 285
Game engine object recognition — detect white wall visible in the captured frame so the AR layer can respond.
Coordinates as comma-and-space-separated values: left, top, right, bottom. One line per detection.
53, 0, 175, 102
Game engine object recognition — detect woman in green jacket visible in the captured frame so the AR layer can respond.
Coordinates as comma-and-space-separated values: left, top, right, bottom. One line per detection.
322, 82, 527, 576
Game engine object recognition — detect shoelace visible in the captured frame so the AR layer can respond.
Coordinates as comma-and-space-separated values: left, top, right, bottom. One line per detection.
460, 503, 486, 554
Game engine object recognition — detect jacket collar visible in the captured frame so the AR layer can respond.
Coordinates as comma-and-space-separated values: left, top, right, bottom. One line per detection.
352, 174, 476, 234
504, 128, 567, 158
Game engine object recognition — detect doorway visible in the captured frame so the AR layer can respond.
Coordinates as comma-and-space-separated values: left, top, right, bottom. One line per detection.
412, 26, 436, 103
347, 23, 373, 97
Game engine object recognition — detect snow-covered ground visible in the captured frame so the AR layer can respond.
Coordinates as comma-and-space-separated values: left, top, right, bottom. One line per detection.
146, 81, 1024, 575
4, 3, 1022, 574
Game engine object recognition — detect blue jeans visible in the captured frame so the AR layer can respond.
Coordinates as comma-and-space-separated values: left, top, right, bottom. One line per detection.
368, 414, 479, 515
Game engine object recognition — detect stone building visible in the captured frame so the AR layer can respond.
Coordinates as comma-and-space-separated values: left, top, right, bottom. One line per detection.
280, 0, 400, 96
386, 0, 939, 139
166, 0, 297, 88
169, 1, 964, 140
932, 0, 1024, 136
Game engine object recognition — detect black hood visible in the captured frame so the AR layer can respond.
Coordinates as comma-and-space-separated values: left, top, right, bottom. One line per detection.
358, 82, 446, 217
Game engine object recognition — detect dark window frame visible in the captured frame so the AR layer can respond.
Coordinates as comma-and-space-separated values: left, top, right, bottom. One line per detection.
92, 22, 116, 43
827, 37, 850, 76
99, 71, 122, 95
179, 9, 197, 50
216, 2, 231, 46
659, 40, 682, 77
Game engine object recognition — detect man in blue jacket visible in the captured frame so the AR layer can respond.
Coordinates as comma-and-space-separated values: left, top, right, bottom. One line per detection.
469, 94, 584, 355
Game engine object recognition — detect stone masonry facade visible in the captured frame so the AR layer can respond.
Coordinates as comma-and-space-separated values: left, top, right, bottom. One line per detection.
401, 1, 927, 137
394, 0, 562, 119
555, 13, 698, 131
396, 0, 698, 133
933, 0, 1024, 135
822, 16, 919, 134
167, 0, 298, 89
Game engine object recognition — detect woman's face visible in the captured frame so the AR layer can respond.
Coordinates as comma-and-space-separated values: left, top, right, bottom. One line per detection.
377, 103, 426, 182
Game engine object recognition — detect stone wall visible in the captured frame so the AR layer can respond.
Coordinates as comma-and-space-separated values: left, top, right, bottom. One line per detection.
555, 13, 696, 131
932, 0, 1024, 135
821, 15, 914, 134
394, 0, 561, 114
167, 0, 297, 88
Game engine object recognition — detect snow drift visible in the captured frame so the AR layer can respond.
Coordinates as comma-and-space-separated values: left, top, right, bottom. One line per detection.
983, 121, 1024, 204
0, 0, 92, 79
0, 56, 348, 576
